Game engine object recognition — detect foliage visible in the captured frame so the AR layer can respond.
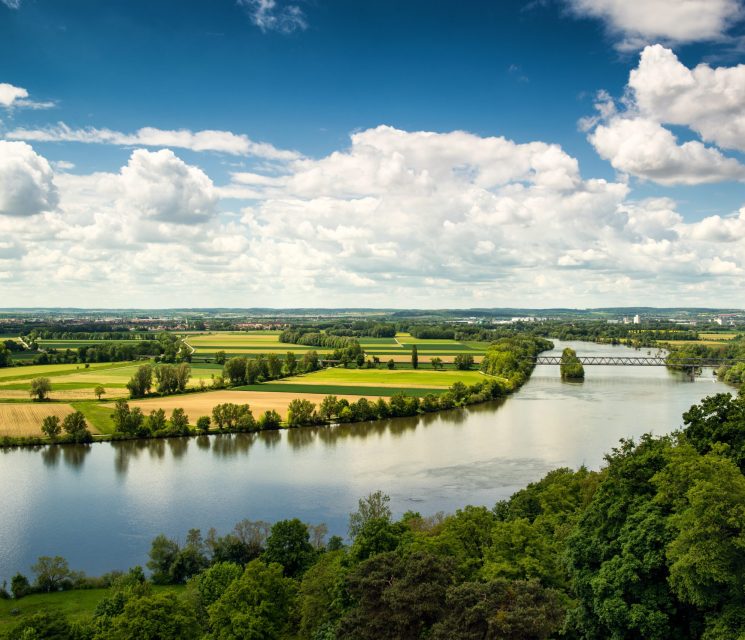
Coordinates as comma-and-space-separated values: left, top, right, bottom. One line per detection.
29, 377, 52, 401
262, 518, 315, 578
126, 365, 153, 399
560, 346, 585, 381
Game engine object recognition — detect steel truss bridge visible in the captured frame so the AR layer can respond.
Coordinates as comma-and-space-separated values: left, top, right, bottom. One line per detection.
531, 356, 731, 367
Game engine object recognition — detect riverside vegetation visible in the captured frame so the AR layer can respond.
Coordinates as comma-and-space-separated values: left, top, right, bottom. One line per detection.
0, 337, 552, 447
3, 391, 745, 639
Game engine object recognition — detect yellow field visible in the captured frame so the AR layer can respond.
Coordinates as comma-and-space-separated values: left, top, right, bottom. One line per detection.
0, 387, 123, 401
698, 333, 740, 341
382, 353, 484, 364
115, 390, 368, 422
0, 403, 79, 437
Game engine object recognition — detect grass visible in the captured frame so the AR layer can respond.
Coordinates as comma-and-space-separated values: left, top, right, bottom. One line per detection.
0, 586, 185, 631
71, 401, 117, 434
286, 367, 487, 387
231, 383, 442, 397
0, 362, 129, 383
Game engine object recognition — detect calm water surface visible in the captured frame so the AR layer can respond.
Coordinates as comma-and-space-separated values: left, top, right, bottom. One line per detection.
0, 340, 730, 581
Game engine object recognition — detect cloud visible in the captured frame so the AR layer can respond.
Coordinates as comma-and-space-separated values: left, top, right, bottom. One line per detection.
0, 82, 54, 110
584, 46, 745, 185
629, 44, 745, 152
0, 0, 20, 9
237, 0, 307, 34
589, 116, 745, 184
2, 127, 745, 307
0, 141, 58, 217
5, 123, 300, 160
565, 0, 742, 50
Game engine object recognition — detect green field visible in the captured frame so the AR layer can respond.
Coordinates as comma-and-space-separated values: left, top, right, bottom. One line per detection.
287, 367, 488, 387
232, 383, 443, 397
0, 586, 185, 632
0, 362, 126, 382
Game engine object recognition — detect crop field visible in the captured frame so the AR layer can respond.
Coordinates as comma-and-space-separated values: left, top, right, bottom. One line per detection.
698, 333, 740, 341
233, 383, 441, 397
185, 331, 333, 359
0, 402, 78, 436
119, 389, 369, 422
37, 338, 154, 349
280, 367, 488, 387
359, 333, 489, 363
0, 361, 223, 401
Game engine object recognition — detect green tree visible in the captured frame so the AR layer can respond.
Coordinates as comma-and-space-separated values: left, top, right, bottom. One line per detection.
287, 399, 317, 427
257, 410, 282, 430
29, 377, 52, 401
263, 518, 315, 578
7, 610, 73, 640
62, 411, 91, 443
214, 351, 227, 365
105, 591, 200, 640
147, 535, 181, 585
94, 385, 106, 400
170, 408, 190, 435
387, 359, 395, 370
430, 579, 565, 640
196, 416, 211, 433
430, 356, 443, 370
298, 550, 347, 640
207, 560, 297, 640
560, 347, 585, 381
147, 408, 167, 433
223, 357, 248, 385
10, 573, 31, 599
285, 352, 298, 375
411, 345, 419, 369
31, 556, 74, 593
338, 551, 455, 640
127, 365, 153, 399
454, 354, 474, 370
348, 490, 391, 539
41, 415, 62, 439
190, 561, 242, 612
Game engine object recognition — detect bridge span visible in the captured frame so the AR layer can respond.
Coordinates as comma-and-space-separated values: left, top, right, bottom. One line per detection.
532, 356, 731, 367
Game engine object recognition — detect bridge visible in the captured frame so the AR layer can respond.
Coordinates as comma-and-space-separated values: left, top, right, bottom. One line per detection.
532, 356, 730, 367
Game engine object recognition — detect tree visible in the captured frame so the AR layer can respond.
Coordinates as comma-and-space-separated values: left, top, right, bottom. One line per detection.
287, 399, 317, 427
127, 365, 153, 399
147, 535, 181, 585
348, 490, 391, 539
223, 357, 248, 386
196, 416, 211, 433
411, 345, 419, 369
41, 415, 62, 439
7, 610, 73, 640
62, 411, 91, 443
338, 551, 455, 640
454, 354, 474, 370
175, 362, 191, 392
560, 347, 585, 381
147, 408, 167, 433
29, 377, 52, 401
285, 352, 298, 375
191, 561, 242, 611
302, 350, 320, 373
215, 351, 227, 365
299, 551, 347, 639
207, 560, 297, 640
105, 591, 200, 640
31, 556, 74, 592
263, 518, 315, 578
94, 385, 106, 400
267, 354, 283, 379
257, 410, 282, 430
10, 573, 31, 599
430, 579, 565, 640
387, 359, 395, 370
170, 408, 190, 435
431, 356, 443, 370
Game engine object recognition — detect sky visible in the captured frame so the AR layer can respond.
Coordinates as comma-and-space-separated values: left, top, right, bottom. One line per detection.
1, 0, 745, 308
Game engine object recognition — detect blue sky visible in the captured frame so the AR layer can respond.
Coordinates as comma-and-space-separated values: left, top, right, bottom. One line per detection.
1, 0, 745, 307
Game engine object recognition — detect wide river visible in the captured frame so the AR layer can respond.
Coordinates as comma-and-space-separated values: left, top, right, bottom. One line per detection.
0, 340, 731, 582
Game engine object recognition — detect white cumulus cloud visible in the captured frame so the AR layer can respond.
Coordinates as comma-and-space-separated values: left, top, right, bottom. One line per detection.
566, 0, 742, 50
238, 0, 307, 34
0, 141, 58, 217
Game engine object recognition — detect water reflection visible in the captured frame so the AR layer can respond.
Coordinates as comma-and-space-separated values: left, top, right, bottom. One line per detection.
40, 443, 91, 470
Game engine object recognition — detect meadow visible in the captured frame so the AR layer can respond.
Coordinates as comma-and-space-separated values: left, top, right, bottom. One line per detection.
0, 586, 185, 632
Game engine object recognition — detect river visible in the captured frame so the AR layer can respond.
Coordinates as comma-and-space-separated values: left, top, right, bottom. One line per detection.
0, 340, 731, 582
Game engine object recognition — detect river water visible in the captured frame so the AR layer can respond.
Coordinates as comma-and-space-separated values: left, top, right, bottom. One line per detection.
0, 340, 730, 581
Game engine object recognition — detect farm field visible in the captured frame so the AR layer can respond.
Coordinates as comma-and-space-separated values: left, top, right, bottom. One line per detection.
118, 389, 370, 422
0, 362, 224, 402
233, 383, 442, 397
277, 367, 488, 388
697, 332, 740, 341
183, 331, 492, 364
184, 331, 333, 359
0, 402, 79, 437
